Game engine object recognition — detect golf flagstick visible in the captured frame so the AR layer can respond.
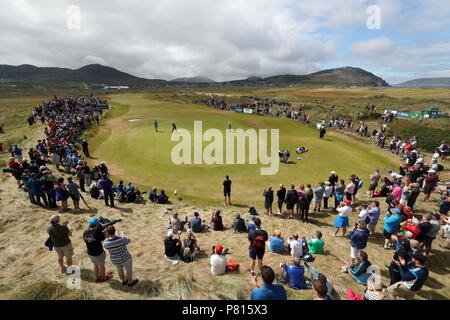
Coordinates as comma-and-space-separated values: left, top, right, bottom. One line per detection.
77, 191, 90, 209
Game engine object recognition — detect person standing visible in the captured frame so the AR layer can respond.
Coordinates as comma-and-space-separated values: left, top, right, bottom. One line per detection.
349, 221, 370, 264
367, 201, 381, 234
223, 175, 232, 205
333, 200, 352, 237
313, 182, 325, 212
334, 180, 345, 210
154, 120, 158, 132
66, 177, 81, 211
276, 184, 286, 214
47, 214, 74, 275
368, 169, 380, 198
83, 218, 113, 283
171, 121, 177, 134
103, 226, 138, 287
41, 171, 57, 208
323, 181, 333, 210
248, 218, 268, 276
263, 186, 274, 215
328, 171, 339, 189
285, 184, 298, 219
82, 139, 90, 158
381, 208, 402, 250
99, 174, 115, 207
422, 170, 438, 202
345, 178, 356, 203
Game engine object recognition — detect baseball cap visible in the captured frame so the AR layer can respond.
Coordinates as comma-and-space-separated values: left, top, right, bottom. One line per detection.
215, 245, 224, 254
392, 208, 401, 214
50, 214, 60, 223
344, 200, 351, 205
89, 217, 99, 227
409, 251, 426, 263
431, 212, 441, 219
167, 230, 175, 238
403, 231, 413, 239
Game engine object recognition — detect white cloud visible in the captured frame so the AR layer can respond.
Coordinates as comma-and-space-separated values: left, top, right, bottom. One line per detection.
350, 37, 395, 57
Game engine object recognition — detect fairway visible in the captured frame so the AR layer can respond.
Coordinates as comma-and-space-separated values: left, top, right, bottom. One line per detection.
90, 93, 397, 207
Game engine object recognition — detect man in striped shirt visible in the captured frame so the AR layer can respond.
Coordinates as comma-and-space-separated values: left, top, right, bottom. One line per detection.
103, 226, 139, 287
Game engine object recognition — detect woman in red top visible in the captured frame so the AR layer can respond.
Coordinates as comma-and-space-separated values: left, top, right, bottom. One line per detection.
8, 157, 21, 186
400, 218, 420, 239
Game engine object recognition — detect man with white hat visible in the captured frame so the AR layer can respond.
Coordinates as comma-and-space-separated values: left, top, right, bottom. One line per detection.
47, 214, 74, 274
328, 171, 339, 188
323, 182, 333, 210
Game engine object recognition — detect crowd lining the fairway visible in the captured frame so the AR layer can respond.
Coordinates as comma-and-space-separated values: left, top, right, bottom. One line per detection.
1, 95, 449, 300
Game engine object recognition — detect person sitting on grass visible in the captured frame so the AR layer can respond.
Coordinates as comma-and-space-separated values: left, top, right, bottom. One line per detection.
303, 261, 333, 295
89, 182, 100, 199
312, 278, 333, 300
210, 210, 224, 231
210, 245, 227, 275
250, 266, 287, 300
183, 230, 200, 262
103, 226, 139, 287
149, 187, 157, 202
387, 252, 429, 300
280, 257, 305, 290
305, 231, 325, 254
342, 250, 372, 286
231, 213, 247, 233
164, 230, 182, 260
156, 189, 168, 204
287, 234, 303, 259
168, 212, 188, 234
189, 212, 207, 233
269, 229, 284, 253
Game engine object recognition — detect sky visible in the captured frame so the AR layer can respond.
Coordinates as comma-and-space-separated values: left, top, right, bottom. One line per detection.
0, 0, 449, 84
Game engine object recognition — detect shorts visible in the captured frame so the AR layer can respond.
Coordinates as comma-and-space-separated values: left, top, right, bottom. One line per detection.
224, 192, 230, 197
113, 256, 133, 273
350, 246, 360, 259
55, 242, 74, 259
386, 282, 416, 300
69, 193, 80, 201
368, 223, 376, 233
249, 246, 265, 260
423, 236, 435, 248
423, 186, 432, 195
286, 202, 295, 210
88, 251, 106, 267
264, 201, 272, 209
368, 183, 377, 191
314, 198, 322, 205
383, 229, 393, 240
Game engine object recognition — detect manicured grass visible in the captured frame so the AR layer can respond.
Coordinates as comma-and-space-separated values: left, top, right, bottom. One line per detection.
90, 93, 397, 208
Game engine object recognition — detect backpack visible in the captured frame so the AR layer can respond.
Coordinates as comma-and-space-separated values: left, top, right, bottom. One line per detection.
226, 260, 239, 272
437, 164, 444, 172
252, 230, 266, 249
302, 253, 315, 262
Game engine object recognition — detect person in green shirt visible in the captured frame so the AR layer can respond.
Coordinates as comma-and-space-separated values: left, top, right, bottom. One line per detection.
306, 231, 325, 254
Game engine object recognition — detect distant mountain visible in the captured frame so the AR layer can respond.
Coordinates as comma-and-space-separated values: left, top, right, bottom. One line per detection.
394, 78, 450, 88
221, 67, 389, 87
0, 64, 389, 88
170, 76, 216, 83
0, 64, 167, 88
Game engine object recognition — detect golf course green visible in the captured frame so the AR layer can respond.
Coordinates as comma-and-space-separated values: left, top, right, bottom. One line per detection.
89, 93, 397, 207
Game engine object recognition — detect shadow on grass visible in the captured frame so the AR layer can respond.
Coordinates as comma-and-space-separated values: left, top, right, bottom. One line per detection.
230, 203, 250, 208
416, 289, 448, 300
113, 206, 133, 213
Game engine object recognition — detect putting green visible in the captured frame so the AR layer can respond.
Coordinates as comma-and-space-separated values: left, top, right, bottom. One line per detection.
90, 93, 397, 207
